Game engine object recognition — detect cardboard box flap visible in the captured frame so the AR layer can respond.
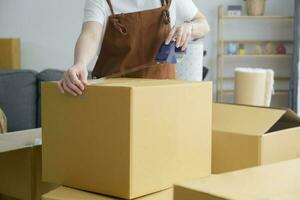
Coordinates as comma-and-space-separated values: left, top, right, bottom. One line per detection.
268, 108, 300, 133
213, 104, 286, 135
176, 158, 300, 200
0, 128, 41, 153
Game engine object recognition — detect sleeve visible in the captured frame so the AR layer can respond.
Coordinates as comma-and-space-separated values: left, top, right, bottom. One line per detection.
174, 0, 198, 24
83, 0, 109, 25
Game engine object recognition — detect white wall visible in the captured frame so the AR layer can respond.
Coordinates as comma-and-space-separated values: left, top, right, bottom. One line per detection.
0, 0, 295, 79
0, 0, 85, 71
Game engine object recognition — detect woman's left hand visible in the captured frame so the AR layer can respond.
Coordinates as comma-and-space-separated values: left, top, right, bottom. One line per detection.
165, 22, 193, 51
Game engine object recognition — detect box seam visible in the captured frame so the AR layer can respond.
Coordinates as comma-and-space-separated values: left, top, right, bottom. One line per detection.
129, 87, 133, 198
258, 136, 262, 165
30, 146, 36, 200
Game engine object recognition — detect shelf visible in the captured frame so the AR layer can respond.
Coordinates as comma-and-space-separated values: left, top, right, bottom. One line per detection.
217, 5, 293, 104
223, 16, 294, 20
220, 90, 289, 96
220, 54, 293, 58
223, 40, 294, 44
222, 77, 290, 81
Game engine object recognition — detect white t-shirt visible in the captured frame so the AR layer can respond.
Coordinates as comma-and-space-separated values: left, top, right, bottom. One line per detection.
84, 0, 198, 26
83, 0, 198, 56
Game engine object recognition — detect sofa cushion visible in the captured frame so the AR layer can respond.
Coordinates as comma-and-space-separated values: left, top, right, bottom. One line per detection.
37, 69, 64, 127
0, 70, 38, 132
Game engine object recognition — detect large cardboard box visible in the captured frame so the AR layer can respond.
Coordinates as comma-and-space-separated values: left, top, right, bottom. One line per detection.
42, 187, 172, 200
42, 78, 212, 199
0, 38, 21, 69
212, 103, 300, 173
174, 158, 300, 200
0, 129, 57, 200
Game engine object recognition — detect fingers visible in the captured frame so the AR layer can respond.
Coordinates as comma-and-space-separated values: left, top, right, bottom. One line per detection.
68, 69, 85, 90
182, 33, 191, 51
170, 23, 192, 49
175, 27, 184, 48
179, 31, 188, 48
62, 79, 78, 96
58, 65, 88, 96
64, 72, 83, 96
79, 69, 88, 86
57, 80, 64, 94
165, 27, 176, 44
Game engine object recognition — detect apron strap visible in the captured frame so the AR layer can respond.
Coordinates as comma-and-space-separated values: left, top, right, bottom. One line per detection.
162, 0, 172, 24
106, 0, 115, 16
161, 0, 172, 9
106, 0, 128, 35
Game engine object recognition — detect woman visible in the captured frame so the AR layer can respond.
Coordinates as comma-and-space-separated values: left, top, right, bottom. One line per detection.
58, 0, 209, 96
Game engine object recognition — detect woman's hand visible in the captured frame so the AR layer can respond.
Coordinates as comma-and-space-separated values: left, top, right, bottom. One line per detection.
165, 12, 210, 51
58, 63, 88, 96
165, 22, 193, 51
57, 21, 102, 96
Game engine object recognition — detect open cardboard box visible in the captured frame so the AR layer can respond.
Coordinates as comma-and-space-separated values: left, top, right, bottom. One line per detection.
42, 187, 173, 200
42, 78, 212, 199
174, 158, 300, 200
0, 129, 57, 200
212, 103, 300, 173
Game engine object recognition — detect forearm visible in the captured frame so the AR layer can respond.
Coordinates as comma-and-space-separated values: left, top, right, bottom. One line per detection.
190, 12, 210, 39
74, 35, 98, 67
74, 22, 102, 67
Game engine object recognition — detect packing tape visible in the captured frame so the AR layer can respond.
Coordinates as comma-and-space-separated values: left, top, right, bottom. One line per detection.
89, 62, 158, 85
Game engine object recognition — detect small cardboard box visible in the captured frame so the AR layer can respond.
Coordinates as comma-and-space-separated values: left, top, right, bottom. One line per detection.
42, 78, 212, 199
174, 158, 300, 200
42, 187, 172, 200
0, 38, 21, 69
212, 103, 300, 173
0, 129, 57, 200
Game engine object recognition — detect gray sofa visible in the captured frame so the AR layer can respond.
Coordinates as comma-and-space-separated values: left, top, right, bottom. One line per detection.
0, 69, 65, 132
0, 67, 207, 132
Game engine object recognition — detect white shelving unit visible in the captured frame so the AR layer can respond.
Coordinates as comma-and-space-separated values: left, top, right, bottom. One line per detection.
217, 5, 294, 104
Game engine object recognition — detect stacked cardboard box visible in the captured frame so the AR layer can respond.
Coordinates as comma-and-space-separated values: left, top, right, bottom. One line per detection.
174, 158, 300, 199
0, 38, 21, 69
212, 103, 300, 173
0, 129, 57, 200
41, 78, 212, 199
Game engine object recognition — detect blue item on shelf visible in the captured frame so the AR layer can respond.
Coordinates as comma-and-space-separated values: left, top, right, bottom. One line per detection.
227, 43, 239, 55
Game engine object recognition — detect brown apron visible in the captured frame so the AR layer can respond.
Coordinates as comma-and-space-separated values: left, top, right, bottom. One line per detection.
92, 0, 176, 79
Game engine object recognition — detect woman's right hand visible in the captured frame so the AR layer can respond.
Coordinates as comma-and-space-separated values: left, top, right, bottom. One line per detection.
58, 63, 88, 96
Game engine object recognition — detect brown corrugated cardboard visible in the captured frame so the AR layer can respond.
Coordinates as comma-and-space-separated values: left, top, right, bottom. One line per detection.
174, 158, 300, 200
0, 38, 21, 69
42, 78, 212, 199
212, 103, 300, 173
0, 129, 58, 200
42, 187, 173, 200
